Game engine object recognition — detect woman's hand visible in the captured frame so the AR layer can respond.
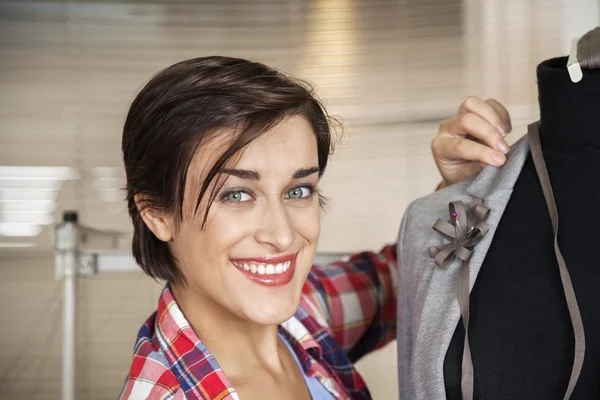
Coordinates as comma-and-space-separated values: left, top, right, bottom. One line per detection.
433, 96, 512, 188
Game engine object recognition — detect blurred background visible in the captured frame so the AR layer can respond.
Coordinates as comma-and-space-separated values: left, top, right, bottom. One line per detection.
0, 0, 598, 399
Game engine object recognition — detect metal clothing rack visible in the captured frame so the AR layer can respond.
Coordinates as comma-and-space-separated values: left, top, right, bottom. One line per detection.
53, 211, 351, 400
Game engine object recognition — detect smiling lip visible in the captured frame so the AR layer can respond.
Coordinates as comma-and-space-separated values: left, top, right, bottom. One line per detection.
230, 253, 297, 287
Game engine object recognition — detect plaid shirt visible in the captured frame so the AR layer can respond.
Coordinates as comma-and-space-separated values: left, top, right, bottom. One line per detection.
119, 245, 398, 400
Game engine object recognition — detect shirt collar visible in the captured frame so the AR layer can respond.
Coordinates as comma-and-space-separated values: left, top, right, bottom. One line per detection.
155, 283, 323, 364
280, 312, 323, 360
155, 283, 197, 345
155, 285, 236, 399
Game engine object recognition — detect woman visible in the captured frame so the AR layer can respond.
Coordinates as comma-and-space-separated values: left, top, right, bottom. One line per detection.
119, 56, 512, 400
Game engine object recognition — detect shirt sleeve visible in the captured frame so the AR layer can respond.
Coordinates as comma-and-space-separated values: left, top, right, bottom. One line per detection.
301, 244, 398, 363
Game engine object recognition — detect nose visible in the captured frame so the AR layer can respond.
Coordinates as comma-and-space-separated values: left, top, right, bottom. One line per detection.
254, 201, 294, 252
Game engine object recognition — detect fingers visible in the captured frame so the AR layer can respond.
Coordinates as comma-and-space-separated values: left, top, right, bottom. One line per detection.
462, 112, 509, 154
433, 95, 512, 184
484, 99, 512, 134
438, 162, 483, 190
433, 135, 507, 168
458, 96, 512, 136
440, 112, 509, 156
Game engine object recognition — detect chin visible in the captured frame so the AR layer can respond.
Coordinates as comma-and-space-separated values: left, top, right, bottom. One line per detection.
244, 294, 301, 325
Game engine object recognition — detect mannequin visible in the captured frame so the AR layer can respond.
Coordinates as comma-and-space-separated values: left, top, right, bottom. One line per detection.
443, 56, 600, 398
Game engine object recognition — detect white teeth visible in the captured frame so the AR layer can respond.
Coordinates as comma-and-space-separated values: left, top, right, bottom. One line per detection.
232, 259, 293, 275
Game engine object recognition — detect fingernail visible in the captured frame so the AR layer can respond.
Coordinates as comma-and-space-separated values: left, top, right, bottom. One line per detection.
497, 141, 510, 154
492, 153, 507, 167
496, 123, 508, 137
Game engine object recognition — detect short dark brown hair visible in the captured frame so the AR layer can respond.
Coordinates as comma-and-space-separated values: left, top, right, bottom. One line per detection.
123, 56, 337, 284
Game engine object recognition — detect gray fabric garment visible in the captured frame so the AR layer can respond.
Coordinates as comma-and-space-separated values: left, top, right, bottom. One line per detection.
577, 27, 600, 70
396, 134, 530, 400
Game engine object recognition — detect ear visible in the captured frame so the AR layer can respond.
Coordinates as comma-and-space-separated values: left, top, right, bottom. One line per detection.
134, 194, 174, 242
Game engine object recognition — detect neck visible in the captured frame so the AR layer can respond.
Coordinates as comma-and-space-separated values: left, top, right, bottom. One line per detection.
171, 283, 284, 378
537, 57, 600, 157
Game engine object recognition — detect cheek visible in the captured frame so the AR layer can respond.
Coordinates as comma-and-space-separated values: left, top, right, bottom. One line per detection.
172, 213, 250, 272
292, 205, 321, 243
206, 213, 249, 248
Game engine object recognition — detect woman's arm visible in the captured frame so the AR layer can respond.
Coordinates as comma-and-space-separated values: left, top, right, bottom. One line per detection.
433, 96, 513, 186
301, 245, 398, 362
299, 96, 513, 360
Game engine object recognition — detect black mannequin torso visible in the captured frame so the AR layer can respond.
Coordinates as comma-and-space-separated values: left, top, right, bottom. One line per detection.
444, 57, 600, 399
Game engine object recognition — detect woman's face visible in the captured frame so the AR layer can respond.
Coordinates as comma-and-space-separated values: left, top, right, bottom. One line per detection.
170, 115, 321, 325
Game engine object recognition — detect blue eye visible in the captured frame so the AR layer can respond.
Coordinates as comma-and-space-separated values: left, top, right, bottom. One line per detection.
223, 191, 252, 203
286, 186, 312, 199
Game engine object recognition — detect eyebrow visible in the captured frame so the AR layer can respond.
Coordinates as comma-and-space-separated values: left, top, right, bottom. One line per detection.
220, 168, 260, 180
220, 166, 320, 181
293, 167, 320, 179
